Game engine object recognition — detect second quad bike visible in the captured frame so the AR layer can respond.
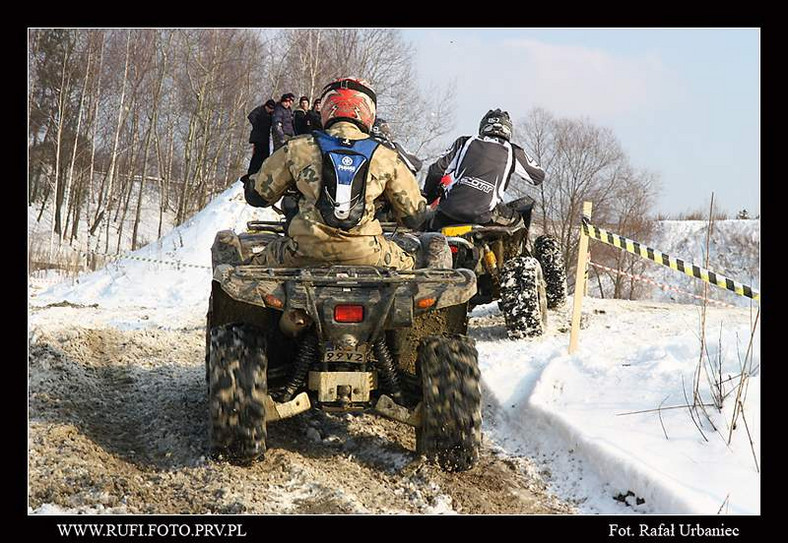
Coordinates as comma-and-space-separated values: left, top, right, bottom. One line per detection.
437, 196, 568, 339
205, 222, 482, 472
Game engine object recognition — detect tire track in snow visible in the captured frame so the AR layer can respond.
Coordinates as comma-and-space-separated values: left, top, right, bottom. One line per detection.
28, 316, 572, 515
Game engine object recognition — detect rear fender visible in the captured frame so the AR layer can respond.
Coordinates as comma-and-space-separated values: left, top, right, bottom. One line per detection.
212, 264, 288, 310
212, 266, 476, 343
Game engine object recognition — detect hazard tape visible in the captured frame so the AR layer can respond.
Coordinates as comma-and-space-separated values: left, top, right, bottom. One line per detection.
588, 261, 740, 309
581, 216, 760, 302
112, 253, 211, 270
64, 247, 211, 271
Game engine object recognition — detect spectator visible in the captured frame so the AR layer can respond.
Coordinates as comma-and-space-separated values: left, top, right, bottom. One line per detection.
306, 98, 323, 131
246, 98, 276, 176
272, 93, 296, 150
293, 95, 311, 135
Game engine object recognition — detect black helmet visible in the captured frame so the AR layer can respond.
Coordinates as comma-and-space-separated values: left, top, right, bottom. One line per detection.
479, 109, 513, 141
371, 117, 391, 139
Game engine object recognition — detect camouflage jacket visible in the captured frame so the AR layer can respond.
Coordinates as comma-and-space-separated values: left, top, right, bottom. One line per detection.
249, 122, 428, 262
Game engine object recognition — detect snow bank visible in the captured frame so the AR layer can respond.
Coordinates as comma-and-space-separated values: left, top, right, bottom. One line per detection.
29, 184, 761, 515
479, 298, 760, 514
645, 220, 760, 308
32, 183, 279, 313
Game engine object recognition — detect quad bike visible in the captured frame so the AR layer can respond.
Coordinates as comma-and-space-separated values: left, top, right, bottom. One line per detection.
436, 196, 568, 339
205, 221, 482, 472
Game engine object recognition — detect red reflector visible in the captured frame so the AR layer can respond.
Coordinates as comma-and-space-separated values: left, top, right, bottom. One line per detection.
334, 304, 364, 323
264, 294, 284, 309
450, 245, 459, 254
416, 297, 436, 309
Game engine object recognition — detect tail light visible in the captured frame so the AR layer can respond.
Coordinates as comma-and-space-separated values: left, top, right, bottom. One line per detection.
264, 294, 284, 309
334, 304, 364, 323
416, 297, 436, 309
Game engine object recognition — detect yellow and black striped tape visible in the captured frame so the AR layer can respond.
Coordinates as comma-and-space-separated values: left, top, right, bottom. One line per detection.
116, 254, 211, 270
72, 248, 211, 270
581, 216, 759, 302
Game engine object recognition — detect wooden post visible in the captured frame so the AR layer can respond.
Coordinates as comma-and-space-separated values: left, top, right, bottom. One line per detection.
569, 201, 592, 354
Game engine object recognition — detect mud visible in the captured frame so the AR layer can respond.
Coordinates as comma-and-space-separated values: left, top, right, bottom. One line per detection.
28, 315, 573, 515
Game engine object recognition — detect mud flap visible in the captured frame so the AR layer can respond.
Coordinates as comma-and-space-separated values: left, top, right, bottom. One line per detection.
375, 395, 422, 427
264, 392, 311, 422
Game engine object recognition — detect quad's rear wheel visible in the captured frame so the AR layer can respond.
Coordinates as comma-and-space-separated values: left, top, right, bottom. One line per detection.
208, 323, 268, 464
499, 256, 548, 338
534, 235, 567, 309
416, 335, 481, 472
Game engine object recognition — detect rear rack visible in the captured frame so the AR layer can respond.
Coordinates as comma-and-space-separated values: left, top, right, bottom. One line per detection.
246, 220, 414, 234
246, 221, 286, 233
228, 265, 471, 286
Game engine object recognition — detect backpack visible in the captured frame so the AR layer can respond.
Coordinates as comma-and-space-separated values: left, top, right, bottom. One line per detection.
313, 131, 380, 230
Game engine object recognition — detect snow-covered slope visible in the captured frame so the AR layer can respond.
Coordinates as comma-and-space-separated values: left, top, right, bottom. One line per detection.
641, 220, 759, 308
28, 184, 761, 514
31, 184, 279, 314
476, 298, 759, 514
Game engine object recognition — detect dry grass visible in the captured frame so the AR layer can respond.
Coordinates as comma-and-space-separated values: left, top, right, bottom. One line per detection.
684, 195, 759, 471
27, 236, 109, 278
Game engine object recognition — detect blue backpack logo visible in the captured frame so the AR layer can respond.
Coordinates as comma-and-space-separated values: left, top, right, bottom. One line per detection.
313, 131, 380, 230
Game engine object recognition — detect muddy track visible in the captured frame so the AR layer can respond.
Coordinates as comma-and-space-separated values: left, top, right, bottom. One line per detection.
28, 319, 573, 515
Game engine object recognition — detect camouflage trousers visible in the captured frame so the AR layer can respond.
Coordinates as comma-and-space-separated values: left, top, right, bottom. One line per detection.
251, 234, 417, 270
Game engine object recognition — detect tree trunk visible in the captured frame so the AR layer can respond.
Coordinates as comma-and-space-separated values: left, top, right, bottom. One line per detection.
63, 39, 92, 243
48, 43, 71, 260
115, 104, 142, 253
34, 123, 54, 217
87, 32, 105, 254
177, 113, 198, 225
158, 122, 175, 238
36, 182, 51, 223
132, 32, 169, 250
132, 122, 155, 250
102, 30, 132, 254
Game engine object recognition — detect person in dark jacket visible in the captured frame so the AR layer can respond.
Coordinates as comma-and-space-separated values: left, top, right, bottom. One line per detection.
306, 98, 323, 131
293, 95, 311, 135
272, 93, 296, 150
246, 99, 276, 175
423, 109, 545, 230
370, 117, 422, 175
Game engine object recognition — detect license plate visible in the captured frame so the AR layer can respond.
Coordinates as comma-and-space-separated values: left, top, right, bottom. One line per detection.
323, 345, 368, 363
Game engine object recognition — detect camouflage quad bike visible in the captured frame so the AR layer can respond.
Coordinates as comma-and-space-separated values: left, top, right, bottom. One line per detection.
205, 222, 482, 472
438, 196, 568, 339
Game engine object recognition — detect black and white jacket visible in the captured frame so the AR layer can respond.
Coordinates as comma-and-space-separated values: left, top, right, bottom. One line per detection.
423, 135, 545, 224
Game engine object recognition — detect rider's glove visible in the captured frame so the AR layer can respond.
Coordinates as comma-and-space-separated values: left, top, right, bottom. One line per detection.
429, 174, 453, 209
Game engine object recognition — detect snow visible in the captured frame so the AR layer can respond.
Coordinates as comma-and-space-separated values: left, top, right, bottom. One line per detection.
29, 183, 760, 515
629, 219, 759, 309
477, 299, 759, 514
30, 183, 280, 325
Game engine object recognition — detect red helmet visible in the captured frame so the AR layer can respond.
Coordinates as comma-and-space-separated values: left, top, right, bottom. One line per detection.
319, 77, 377, 133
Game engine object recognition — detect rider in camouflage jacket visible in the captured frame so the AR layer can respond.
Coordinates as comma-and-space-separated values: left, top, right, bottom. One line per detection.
246, 78, 429, 270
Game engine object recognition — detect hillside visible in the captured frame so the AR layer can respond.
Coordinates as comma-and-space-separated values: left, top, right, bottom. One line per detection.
28, 183, 761, 515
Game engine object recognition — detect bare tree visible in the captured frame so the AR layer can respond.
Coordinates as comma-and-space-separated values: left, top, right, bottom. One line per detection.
274, 28, 457, 175
47, 31, 78, 259
98, 30, 132, 253
515, 109, 661, 298
590, 166, 661, 299
131, 31, 171, 250
29, 28, 456, 271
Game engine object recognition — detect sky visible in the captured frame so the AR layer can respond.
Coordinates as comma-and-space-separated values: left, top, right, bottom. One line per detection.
402, 28, 760, 217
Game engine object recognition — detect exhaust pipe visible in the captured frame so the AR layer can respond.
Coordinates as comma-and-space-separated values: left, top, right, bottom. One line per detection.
279, 308, 312, 338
